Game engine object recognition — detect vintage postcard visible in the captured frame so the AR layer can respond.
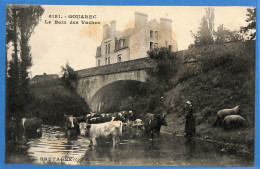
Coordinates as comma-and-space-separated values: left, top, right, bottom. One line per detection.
2, 3, 258, 168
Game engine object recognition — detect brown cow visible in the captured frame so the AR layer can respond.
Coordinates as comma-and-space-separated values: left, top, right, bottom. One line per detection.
144, 113, 167, 139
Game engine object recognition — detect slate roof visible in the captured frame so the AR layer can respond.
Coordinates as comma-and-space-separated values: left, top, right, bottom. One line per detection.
31, 74, 58, 82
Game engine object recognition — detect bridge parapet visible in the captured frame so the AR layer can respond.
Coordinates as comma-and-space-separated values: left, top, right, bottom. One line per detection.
75, 58, 155, 78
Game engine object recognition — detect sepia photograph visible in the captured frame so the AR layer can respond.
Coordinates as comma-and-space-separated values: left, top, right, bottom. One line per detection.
3, 4, 257, 167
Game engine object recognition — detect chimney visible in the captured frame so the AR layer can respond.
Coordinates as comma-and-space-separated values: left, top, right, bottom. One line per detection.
110, 20, 116, 38
160, 18, 172, 31
103, 24, 110, 39
135, 12, 148, 28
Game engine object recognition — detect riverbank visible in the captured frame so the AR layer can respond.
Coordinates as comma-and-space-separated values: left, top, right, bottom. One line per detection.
159, 41, 255, 156
161, 112, 254, 158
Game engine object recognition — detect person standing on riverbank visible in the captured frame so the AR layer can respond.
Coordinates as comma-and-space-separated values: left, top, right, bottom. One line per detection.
184, 101, 196, 140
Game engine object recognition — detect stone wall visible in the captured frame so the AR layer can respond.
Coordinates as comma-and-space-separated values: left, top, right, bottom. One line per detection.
173, 41, 256, 82
75, 57, 155, 78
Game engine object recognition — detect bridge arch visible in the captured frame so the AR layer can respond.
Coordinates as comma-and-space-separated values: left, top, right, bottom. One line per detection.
90, 80, 149, 112
75, 69, 150, 111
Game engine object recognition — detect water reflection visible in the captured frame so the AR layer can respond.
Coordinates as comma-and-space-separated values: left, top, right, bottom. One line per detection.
6, 125, 254, 166
184, 138, 196, 160
26, 125, 89, 165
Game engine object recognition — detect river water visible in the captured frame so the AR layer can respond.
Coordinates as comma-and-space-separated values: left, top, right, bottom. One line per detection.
6, 125, 254, 166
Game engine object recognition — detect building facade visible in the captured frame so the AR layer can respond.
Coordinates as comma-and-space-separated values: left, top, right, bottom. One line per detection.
95, 12, 178, 66
30, 73, 58, 84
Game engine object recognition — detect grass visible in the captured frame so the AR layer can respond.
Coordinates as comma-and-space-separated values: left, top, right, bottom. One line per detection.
161, 41, 255, 151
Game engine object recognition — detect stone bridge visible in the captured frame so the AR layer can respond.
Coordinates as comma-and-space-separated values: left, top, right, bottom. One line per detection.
73, 58, 155, 112
72, 41, 252, 112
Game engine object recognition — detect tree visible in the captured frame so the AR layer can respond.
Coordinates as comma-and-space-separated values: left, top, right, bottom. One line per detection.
61, 63, 77, 89
240, 7, 256, 40
147, 47, 178, 94
191, 8, 215, 47
215, 24, 241, 44
6, 5, 44, 117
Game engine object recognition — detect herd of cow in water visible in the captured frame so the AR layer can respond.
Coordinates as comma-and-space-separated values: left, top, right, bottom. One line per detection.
6, 105, 247, 148
6, 110, 168, 148
63, 111, 168, 147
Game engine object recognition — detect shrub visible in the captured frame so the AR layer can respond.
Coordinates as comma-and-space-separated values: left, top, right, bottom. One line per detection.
202, 54, 233, 73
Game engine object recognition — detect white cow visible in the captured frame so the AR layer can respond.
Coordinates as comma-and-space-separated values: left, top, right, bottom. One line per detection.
83, 118, 123, 147
79, 122, 87, 136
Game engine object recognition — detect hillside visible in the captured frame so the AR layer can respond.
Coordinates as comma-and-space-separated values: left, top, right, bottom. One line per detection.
29, 78, 90, 125
161, 41, 255, 153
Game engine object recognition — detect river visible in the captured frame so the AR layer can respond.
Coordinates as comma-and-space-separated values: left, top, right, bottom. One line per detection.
5, 125, 254, 166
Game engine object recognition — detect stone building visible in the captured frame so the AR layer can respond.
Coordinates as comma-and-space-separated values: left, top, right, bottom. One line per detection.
95, 12, 178, 66
30, 73, 58, 84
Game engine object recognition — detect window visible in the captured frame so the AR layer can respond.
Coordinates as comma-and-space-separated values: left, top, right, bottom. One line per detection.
108, 57, 110, 64
150, 42, 153, 50
169, 45, 172, 51
105, 58, 107, 65
117, 54, 122, 62
150, 30, 153, 38
98, 60, 100, 66
155, 31, 158, 39
105, 44, 110, 55
108, 44, 110, 54
122, 39, 125, 47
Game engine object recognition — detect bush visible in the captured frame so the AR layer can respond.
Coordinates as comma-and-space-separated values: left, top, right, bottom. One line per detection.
202, 54, 233, 73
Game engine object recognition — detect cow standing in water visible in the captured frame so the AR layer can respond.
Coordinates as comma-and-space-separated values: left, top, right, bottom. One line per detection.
19, 117, 42, 139
79, 118, 123, 147
144, 113, 167, 139
64, 115, 79, 137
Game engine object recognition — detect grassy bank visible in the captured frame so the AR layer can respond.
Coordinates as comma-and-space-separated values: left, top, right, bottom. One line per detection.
160, 42, 255, 152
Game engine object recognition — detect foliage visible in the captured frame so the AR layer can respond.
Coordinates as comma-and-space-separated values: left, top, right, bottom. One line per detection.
189, 7, 246, 48
29, 79, 90, 124
6, 5, 44, 118
61, 63, 77, 89
147, 47, 178, 94
190, 8, 215, 47
139, 47, 179, 115
215, 24, 242, 44
240, 7, 256, 40
201, 54, 233, 73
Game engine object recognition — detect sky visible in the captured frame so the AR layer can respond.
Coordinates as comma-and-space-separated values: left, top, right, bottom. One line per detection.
8, 5, 250, 77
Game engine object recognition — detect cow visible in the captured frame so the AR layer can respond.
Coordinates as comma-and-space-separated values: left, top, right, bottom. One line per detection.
76, 115, 87, 123
223, 115, 246, 130
84, 118, 123, 147
64, 115, 79, 137
214, 105, 240, 127
144, 113, 167, 139
86, 111, 135, 126
118, 110, 135, 123
88, 117, 104, 124
79, 122, 88, 136
19, 117, 42, 138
